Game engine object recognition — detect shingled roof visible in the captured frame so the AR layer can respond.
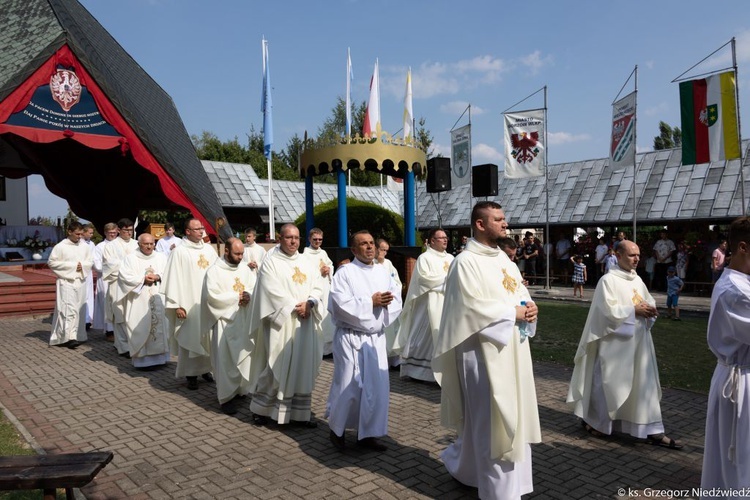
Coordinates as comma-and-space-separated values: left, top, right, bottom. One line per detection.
418, 141, 750, 229
0, 0, 230, 237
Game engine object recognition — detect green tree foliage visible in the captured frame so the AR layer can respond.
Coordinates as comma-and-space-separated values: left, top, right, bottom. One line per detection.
294, 197, 407, 245
192, 130, 299, 181
653, 121, 682, 150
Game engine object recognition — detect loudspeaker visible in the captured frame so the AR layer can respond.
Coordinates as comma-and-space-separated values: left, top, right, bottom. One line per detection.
472, 164, 498, 197
426, 157, 451, 193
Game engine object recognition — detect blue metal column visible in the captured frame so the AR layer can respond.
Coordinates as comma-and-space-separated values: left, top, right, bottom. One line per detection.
404, 171, 415, 246
337, 168, 348, 247
305, 172, 314, 240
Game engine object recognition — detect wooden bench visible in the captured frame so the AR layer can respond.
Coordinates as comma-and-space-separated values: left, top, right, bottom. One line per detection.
0, 451, 113, 500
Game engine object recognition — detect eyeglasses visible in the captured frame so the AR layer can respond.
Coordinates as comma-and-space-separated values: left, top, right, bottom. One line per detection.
311, 238, 323, 242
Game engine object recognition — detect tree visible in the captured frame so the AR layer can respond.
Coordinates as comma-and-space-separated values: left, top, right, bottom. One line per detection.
653, 121, 682, 150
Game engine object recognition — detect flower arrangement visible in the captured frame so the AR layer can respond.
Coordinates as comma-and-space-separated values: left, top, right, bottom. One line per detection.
22, 231, 51, 252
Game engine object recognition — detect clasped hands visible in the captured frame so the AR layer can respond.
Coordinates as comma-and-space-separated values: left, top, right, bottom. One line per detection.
635, 302, 658, 319
515, 301, 538, 323
372, 291, 394, 308
294, 300, 312, 319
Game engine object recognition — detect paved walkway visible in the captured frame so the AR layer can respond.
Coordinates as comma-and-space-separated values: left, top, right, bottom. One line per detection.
0, 301, 709, 499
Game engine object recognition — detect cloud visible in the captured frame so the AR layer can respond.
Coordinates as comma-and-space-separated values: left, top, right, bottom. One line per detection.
698, 29, 750, 70
472, 143, 502, 164
547, 131, 591, 145
644, 60, 655, 70
439, 101, 485, 116
381, 51, 550, 99
519, 50, 553, 75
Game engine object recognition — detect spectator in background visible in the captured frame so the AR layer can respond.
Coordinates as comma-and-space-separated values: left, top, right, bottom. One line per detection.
594, 237, 609, 282
653, 230, 676, 292
675, 241, 689, 280
523, 232, 539, 286
613, 231, 628, 251
555, 233, 572, 280
711, 239, 727, 283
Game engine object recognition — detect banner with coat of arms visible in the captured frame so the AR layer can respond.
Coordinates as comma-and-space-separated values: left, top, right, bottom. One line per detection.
610, 91, 636, 169
503, 109, 545, 178
450, 124, 471, 187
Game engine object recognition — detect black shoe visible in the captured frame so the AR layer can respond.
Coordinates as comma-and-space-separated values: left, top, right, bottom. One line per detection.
221, 401, 238, 415
356, 437, 387, 452
119, 351, 131, 359
186, 377, 198, 390
65, 340, 80, 349
329, 430, 345, 450
105, 332, 114, 343
293, 419, 318, 428
252, 414, 269, 426
201, 373, 215, 383
85, 323, 92, 332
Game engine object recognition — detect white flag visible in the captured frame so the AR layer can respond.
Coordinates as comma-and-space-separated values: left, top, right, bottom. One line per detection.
450, 124, 471, 187
610, 91, 636, 169
403, 68, 413, 140
504, 109, 545, 178
363, 59, 380, 137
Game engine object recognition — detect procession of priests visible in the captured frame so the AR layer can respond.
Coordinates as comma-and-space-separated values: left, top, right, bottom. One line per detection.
47, 208, 750, 499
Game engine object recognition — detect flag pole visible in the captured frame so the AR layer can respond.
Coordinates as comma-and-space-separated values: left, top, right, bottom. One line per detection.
543, 86, 550, 290
261, 37, 275, 240
633, 65, 638, 243
732, 37, 748, 215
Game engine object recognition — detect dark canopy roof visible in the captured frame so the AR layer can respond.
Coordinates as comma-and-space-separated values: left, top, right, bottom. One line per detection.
0, 0, 231, 237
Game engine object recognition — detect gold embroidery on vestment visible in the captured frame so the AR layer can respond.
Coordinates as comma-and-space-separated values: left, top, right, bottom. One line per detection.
502, 269, 518, 294
197, 254, 209, 269
233, 277, 245, 293
632, 289, 644, 305
443, 261, 450, 272
292, 266, 307, 284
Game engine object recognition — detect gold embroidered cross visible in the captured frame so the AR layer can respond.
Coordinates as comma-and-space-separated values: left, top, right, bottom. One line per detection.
197, 254, 209, 269
502, 269, 518, 294
233, 277, 245, 293
292, 266, 307, 285
631, 289, 643, 305
443, 261, 450, 273
319, 259, 326, 270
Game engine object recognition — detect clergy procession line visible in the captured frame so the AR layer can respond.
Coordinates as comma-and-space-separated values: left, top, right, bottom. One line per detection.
43, 206, 750, 500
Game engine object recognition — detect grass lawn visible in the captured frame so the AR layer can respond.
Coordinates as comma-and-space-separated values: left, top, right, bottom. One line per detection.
0, 412, 58, 499
533, 301, 714, 393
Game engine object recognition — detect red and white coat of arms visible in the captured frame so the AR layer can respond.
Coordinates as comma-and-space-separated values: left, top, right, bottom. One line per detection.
50, 69, 82, 112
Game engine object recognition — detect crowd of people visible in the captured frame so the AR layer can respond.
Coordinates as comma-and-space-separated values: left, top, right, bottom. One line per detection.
44, 209, 750, 499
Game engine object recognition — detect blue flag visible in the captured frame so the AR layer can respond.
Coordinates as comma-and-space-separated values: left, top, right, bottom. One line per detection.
261, 38, 273, 160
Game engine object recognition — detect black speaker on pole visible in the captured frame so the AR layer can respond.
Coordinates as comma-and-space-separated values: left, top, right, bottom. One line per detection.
426, 157, 451, 193
472, 164, 499, 197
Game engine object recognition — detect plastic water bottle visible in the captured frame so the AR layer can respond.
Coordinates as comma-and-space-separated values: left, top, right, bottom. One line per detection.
519, 301, 529, 343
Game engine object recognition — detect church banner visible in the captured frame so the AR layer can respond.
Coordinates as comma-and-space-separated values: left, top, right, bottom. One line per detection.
504, 109, 545, 178
610, 91, 636, 169
450, 124, 471, 187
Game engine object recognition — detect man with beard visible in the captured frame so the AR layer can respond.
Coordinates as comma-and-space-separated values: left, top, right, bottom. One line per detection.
204, 238, 255, 414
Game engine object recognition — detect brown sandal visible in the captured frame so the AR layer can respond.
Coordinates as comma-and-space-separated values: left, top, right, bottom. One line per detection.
581, 420, 606, 438
646, 433, 683, 450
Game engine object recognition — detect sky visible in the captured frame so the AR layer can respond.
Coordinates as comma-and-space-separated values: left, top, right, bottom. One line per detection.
27, 0, 750, 219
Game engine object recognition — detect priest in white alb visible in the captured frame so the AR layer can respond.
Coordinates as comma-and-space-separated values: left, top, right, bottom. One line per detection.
242, 227, 267, 274
48, 221, 94, 349
93, 222, 118, 340
701, 216, 750, 496
433, 201, 541, 500
116, 233, 169, 369
567, 240, 683, 450
326, 230, 402, 452
203, 238, 255, 415
161, 218, 218, 390
302, 227, 334, 355
102, 218, 138, 356
248, 224, 325, 427
81, 223, 96, 331
393, 228, 453, 383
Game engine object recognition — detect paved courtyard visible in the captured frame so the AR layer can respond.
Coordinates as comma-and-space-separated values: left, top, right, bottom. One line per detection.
0, 311, 707, 499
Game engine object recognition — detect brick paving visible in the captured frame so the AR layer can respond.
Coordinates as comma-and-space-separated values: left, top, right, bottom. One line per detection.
0, 302, 708, 499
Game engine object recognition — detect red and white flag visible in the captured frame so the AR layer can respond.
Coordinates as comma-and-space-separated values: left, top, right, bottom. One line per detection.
503, 109, 545, 178
363, 59, 380, 137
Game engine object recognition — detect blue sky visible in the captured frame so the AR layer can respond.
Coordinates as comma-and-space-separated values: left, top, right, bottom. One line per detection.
28, 0, 750, 219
